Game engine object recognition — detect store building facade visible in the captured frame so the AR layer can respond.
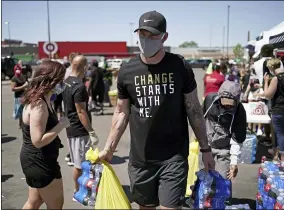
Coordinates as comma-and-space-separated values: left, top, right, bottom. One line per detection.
38, 41, 135, 59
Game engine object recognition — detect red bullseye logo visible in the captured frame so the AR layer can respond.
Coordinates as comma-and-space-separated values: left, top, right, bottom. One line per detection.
252, 105, 265, 115
46, 43, 55, 52
43, 41, 58, 56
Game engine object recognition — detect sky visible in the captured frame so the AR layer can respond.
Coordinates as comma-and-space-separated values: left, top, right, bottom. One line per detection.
2, 1, 284, 47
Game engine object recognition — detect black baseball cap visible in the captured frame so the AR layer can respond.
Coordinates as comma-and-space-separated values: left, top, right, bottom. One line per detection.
134, 11, 167, 35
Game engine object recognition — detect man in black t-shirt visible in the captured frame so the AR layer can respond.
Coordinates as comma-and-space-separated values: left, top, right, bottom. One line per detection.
11, 67, 28, 128
62, 55, 99, 198
88, 60, 105, 115
99, 11, 215, 209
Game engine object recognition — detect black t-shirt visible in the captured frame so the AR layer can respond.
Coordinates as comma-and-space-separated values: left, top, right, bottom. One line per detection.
11, 75, 27, 98
63, 76, 91, 138
272, 73, 284, 115
241, 73, 250, 93
90, 67, 105, 92
117, 52, 197, 166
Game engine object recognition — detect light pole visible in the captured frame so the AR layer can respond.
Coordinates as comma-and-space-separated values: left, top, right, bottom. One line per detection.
47, 0, 51, 58
209, 25, 212, 49
5, 21, 11, 40
222, 26, 225, 55
129, 22, 134, 46
227, 5, 230, 58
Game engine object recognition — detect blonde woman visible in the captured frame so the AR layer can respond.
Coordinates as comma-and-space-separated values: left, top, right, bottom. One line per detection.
258, 58, 284, 161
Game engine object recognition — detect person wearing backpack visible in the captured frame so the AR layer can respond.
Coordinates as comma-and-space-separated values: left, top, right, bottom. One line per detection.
201, 81, 247, 184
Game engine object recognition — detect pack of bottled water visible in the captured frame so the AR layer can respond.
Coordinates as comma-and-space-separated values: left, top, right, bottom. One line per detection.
239, 134, 257, 164
74, 161, 103, 206
225, 204, 251, 209
257, 156, 284, 209
191, 169, 231, 209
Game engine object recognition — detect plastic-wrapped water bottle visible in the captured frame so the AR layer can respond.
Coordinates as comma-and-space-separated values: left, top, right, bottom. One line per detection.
264, 161, 280, 172
267, 184, 278, 209
274, 196, 284, 209
194, 170, 231, 209
256, 192, 264, 209
263, 177, 274, 208
239, 134, 257, 164
194, 170, 214, 209
259, 168, 274, 195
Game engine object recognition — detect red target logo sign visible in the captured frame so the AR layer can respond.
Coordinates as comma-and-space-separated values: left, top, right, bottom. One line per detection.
250, 102, 268, 115
252, 105, 265, 115
43, 42, 58, 55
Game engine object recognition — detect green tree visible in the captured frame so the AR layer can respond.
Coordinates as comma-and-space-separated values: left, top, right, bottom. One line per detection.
179, 41, 198, 48
233, 43, 245, 60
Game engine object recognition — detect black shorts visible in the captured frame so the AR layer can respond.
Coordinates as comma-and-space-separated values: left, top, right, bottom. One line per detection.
128, 160, 188, 208
20, 151, 62, 188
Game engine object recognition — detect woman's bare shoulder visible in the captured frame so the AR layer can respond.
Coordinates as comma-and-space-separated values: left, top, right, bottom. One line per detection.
25, 99, 48, 114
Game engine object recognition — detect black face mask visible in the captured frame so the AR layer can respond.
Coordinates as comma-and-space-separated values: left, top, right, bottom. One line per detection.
219, 103, 238, 115
217, 112, 235, 133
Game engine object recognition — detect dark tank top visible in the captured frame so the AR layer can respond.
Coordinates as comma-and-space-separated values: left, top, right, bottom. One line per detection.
21, 98, 61, 161
272, 72, 284, 115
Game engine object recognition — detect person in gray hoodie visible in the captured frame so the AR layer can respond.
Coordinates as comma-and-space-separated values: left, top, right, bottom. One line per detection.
201, 80, 247, 183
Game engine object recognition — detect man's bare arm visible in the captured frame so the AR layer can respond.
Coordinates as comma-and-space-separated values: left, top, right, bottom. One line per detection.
184, 88, 209, 149
104, 98, 130, 151
75, 102, 93, 132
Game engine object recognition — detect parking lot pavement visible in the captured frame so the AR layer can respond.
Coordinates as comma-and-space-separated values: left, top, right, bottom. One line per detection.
2, 68, 259, 209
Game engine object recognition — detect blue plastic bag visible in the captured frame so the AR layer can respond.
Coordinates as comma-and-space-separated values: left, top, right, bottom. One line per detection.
192, 169, 232, 209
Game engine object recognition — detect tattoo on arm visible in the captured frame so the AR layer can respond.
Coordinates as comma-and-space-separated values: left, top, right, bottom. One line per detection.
105, 99, 130, 151
184, 88, 209, 149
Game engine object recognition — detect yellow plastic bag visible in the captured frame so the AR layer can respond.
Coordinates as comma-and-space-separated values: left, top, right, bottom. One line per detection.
85, 148, 131, 209
185, 136, 199, 197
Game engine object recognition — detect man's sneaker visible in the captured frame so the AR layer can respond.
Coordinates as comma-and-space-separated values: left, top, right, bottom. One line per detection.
73, 191, 78, 202
95, 110, 104, 115
257, 128, 263, 136
65, 154, 71, 162
67, 161, 74, 166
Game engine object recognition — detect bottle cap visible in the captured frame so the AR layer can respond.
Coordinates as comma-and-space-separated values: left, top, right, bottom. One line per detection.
279, 192, 284, 197
261, 163, 265, 167
267, 177, 273, 182
277, 196, 284, 201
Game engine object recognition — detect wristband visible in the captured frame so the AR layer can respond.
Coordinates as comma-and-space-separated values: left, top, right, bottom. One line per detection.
200, 146, 212, 153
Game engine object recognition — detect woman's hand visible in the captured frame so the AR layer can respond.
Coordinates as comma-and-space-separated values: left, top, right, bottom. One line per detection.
264, 72, 270, 83
59, 117, 70, 128
254, 84, 262, 88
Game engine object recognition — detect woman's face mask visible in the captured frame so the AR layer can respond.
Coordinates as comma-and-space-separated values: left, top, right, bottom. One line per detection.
53, 83, 66, 95
15, 69, 22, 76
138, 33, 165, 58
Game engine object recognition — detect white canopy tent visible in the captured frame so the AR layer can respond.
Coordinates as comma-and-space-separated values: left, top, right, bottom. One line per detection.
253, 21, 284, 55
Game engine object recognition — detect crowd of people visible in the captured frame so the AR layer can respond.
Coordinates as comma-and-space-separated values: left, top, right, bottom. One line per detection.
7, 10, 284, 210
203, 44, 284, 162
